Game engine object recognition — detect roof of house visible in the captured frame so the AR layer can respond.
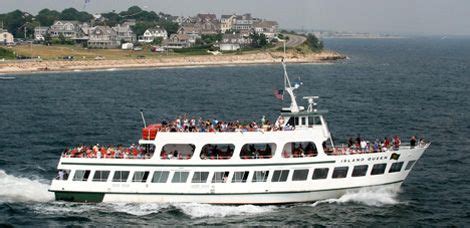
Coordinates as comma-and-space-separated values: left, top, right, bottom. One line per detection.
253, 20, 278, 28
147, 27, 167, 33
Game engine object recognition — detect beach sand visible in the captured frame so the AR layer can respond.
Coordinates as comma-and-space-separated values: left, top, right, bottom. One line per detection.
0, 51, 346, 74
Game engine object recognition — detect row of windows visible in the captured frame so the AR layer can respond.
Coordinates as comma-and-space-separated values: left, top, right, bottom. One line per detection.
158, 141, 318, 160
61, 160, 416, 183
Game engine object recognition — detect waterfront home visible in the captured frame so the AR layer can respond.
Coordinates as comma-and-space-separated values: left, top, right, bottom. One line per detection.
0, 29, 14, 45
162, 34, 191, 49
49, 20, 81, 38
87, 26, 120, 49
138, 27, 168, 43
113, 20, 137, 43
232, 14, 258, 31
177, 25, 201, 44
220, 14, 237, 33
195, 20, 220, 35
219, 33, 250, 51
252, 20, 279, 39
34, 27, 49, 41
196, 13, 218, 23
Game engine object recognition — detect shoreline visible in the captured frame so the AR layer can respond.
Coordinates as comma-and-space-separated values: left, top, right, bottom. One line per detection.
0, 51, 346, 75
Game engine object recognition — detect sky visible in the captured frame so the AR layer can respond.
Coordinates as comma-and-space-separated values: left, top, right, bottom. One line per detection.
1, 0, 469, 36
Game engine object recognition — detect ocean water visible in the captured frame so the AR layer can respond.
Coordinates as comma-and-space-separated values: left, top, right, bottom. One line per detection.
0, 37, 469, 226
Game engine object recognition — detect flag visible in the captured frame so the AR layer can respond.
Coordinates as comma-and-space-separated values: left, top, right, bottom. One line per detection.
274, 89, 284, 100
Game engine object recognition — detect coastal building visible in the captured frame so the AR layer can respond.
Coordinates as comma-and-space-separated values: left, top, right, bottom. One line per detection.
195, 20, 220, 35
196, 13, 218, 23
219, 33, 250, 51
252, 20, 279, 39
162, 33, 191, 49
0, 29, 14, 45
49, 20, 81, 38
232, 14, 257, 31
87, 26, 120, 49
177, 25, 201, 44
113, 20, 137, 43
34, 26, 49, 41
220, 14, 237, 33
138, 27, 168, 43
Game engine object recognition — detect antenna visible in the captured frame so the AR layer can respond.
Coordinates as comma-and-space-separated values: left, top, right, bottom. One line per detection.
303, 96, 319, 112
140, 109, 147, 128
281, 58, 300, 113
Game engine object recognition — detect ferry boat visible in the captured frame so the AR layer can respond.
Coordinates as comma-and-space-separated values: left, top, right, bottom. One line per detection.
49, 61, 429, 204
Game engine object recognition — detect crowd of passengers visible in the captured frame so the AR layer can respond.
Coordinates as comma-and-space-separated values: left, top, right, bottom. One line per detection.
328, 135, 426, 155
155, 115, 293, 133
62, 144, 153, 159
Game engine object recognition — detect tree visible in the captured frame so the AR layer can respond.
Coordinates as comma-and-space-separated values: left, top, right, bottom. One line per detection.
58, 33, 66, 44
306, 34, 323, 52
201, 34, 222, 44
59, 8, 93, 22
152, 37, 163, 45
36, 9, 60, 26
250, 33, 268, 48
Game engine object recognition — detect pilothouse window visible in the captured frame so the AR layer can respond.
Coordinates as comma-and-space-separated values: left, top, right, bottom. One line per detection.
132, 171, 150, 182
252, 171, 269, 182
232, 171, 249, 183
200, 144, 234, 160
212, 171, 230, 183
240, 143, 276, 159
112, 171, 129, 182
92, 170, 110, 182
56, 169, 70, 181
160, 144, 195, 160
192, 171, 209, 183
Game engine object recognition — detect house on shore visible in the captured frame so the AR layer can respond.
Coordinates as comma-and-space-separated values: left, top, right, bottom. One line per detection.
177, 25, 201, 44
162, 34, 191, 49
219, 33, 251, 51
253, 20, 279, 39
138, 27, 168, 43
49, 20, 81, 39
87, 26, 120, 49
113, 20, 137, 43
0, 28, 14, 45
34, 27, 49, 41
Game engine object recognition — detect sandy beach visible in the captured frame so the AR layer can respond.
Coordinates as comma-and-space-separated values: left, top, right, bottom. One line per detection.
0, 51, 345, 75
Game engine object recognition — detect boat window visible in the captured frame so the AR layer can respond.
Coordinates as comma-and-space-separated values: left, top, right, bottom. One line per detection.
151, 171, 169, 183
405, 160, 416, 171
112, 171, 130, 182
332, 167, 349, 178
171, 171, 189, 183
240, 143, 276, 159
312, 168, 329, 180
55, 169, 71, 181
352, 165, 368, 177
371, 164, 387, 175
92, 170, 110, 182
301, 117, 306, 125
389, 162, 404, 173
200, 144, 235, 160
72, 170, 90, 181
323, 139, 334, 155
212, 171, 230, 183
308, 116, 322, 126
294, 117, 299, 126
232, 171, 249, 183
282, 142, 317, 158
140, 144, 156, 158
292, 169, 309, 181
252, 171, 269, 182
192, 171, 209, 183
271, 170, 289, 182
132, 171, 150, 182
160, 144, 195, 160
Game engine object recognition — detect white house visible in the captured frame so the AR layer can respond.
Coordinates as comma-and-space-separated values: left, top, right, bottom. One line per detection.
138, 27, 168, 43
0, 29, 14, 44
34, 27, 49, 41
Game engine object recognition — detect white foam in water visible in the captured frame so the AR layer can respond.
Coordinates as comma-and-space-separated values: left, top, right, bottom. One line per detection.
175, 203, 276, 218
107, 203, 171, 216
0, 169, 54, 203
312, 186, 402, 207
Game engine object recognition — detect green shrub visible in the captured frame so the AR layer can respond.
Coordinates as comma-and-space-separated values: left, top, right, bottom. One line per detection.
0, 47, 15, 59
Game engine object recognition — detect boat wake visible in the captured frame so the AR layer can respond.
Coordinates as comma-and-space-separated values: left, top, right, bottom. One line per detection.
0, 170, 54, 203
311, 186, 403, 207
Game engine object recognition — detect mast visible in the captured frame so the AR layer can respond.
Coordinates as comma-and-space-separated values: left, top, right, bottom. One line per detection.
281, 58, 300, 113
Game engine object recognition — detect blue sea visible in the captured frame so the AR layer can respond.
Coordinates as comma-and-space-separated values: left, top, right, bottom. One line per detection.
0, 37, 469, 226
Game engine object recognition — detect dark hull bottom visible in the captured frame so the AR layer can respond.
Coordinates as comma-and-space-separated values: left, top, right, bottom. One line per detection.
55, 192, 105, 203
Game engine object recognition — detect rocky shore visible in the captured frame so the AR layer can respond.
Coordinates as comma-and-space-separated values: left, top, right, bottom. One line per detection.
0, 51, 346, 75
